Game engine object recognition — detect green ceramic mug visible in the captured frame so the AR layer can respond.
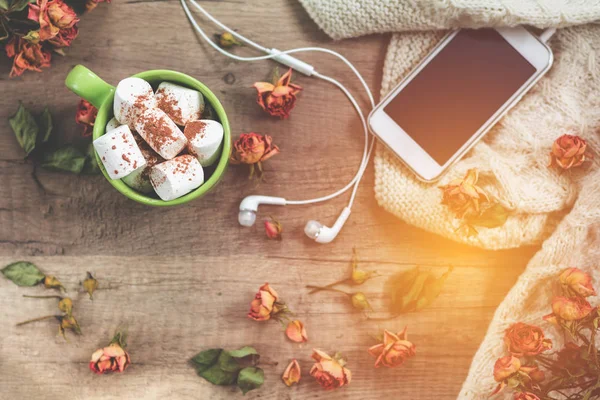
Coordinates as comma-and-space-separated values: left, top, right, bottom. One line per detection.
65, 65, 231, 206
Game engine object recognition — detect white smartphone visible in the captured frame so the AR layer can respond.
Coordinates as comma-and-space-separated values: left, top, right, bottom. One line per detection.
368, 27, 553, 182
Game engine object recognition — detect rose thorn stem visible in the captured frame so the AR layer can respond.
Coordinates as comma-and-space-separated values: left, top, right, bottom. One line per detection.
305, 285, 351, 296
16, 315, 57, 326
307, 279, 350, 294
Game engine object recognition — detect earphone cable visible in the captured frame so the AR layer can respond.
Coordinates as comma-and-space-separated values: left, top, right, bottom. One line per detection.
181, 0, 376, 207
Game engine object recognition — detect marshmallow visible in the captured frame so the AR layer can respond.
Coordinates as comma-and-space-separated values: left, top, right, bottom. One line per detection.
122, 134, 164, 193
93, 125, 146, 180
155, 82, 205, 126
114, 77, 157, 129
184, 120, 224, 167
106, 117, 120, 132
150, 155, 204, 201
135, 108, 188, 160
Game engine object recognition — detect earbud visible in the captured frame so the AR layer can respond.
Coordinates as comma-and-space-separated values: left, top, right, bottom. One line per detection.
304, 207, 351, 244
238, 195, 287, 227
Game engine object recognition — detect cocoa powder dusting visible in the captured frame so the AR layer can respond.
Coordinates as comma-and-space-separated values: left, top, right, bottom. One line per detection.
156, 90, 183, 125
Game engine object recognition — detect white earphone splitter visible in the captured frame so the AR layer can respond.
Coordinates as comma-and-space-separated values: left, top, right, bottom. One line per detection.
181, 0, 376, 244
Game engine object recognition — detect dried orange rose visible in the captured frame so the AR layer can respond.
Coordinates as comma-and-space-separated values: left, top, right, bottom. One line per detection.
549, 134, 591, 170
89, 342, 131, 374
5, 37, 52, 78
309, 349, 351, 390
439, 168, 489, 218
491, 355, 521, 396
545, 296, 593, 322
368, 327, 416, 368
282, 359, 301, 387
264, 217, 282, 240
28, 0, 79, 41
253, 68, 302, 119
514, 392, 541, 400
503, 323, 552, 357
559, 267, 596, 297
248, 283, 283, 321
285, 320, 308, 343
230, 133, 279, 179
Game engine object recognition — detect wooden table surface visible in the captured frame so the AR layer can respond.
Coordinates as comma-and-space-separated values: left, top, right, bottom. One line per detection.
0, 1, 540, 399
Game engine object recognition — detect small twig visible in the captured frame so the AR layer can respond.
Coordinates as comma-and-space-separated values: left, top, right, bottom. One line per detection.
23, 295, 62, 299
16, 315, 57, 327
305, 285, 351, 296
307, 279, 350, 294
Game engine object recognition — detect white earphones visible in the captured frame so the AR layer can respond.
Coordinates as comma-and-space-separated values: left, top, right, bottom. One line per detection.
181, 0, 376, 243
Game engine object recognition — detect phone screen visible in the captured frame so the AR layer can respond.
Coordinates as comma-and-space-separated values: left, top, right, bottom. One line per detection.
384, 29, 537, 165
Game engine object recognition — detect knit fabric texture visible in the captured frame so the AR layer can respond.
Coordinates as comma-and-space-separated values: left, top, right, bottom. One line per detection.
298, 0, 600, 398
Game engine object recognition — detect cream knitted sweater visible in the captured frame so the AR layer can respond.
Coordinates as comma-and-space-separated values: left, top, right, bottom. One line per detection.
299, 1, 600, 399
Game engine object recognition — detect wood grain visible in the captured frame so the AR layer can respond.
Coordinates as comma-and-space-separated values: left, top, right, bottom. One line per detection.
0, 1, 539, 398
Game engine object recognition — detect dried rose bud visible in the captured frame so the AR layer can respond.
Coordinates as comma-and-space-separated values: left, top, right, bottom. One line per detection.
350, 248, 376, 285
83, 272, 98, 300
248, 283, 284, 321
214, 32, 242, 48
549, 134, 590, 170
282, 359, 301, 386
264, 217, 283, 240
44, 275, 65, 291
285, 320, 308, 343
230, 133, 280, 179
59, 314, 81, 337
350, 292, 372, 312
58, 297, 73, 316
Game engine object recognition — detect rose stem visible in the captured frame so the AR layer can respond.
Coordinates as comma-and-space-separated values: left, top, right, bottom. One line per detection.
16, 315, 57, 326
305, 285, 351, 296
23, 295, 62, 299
307, 279, 350, 294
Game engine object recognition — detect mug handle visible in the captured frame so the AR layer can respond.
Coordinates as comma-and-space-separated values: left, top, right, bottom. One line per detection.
65, 65, 115, 109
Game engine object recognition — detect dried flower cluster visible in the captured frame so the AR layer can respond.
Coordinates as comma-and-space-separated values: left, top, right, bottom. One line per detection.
1, 0, 110, 77
491, 267, 599, 399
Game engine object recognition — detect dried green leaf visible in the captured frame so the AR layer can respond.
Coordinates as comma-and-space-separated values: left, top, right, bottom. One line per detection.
415, 266, 454, 311
228, 346, 258, 360
9, 102, 38, 155
82, 143, 101, 175
9, 0, 35, 12
40, 146, 86, 173
466, 203, 510, 229
199, 364, 237, 386
2, 261, 45, 286
0, 0, 9, 10
39, 107, 53, 143
191, 348, 222, 373
237, 367, 264, 395
385, 266, 420, 312
217, 350, 241, 373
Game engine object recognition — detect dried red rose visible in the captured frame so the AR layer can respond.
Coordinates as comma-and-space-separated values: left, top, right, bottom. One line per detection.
5, 37, 52, 78
48, 26, 79, 48
439, 168, 490, 219
503, 322, 552, 357
75, 99, 98, 137
253, 68, 302, 119
513, 392, 541, 400
28, 0, 79, 41
544, 296, 593, 323
548, 134, 591, 170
